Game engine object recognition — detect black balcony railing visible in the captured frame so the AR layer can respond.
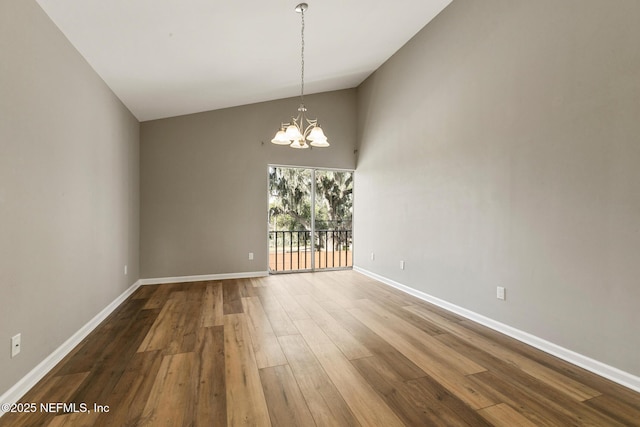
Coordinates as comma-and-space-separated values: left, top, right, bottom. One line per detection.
268, 229, 352, 272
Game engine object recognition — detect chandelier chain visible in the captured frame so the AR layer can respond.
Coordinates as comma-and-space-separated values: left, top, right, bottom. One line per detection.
300, 7, 305, 103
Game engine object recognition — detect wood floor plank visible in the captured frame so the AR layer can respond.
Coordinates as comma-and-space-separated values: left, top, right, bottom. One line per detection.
241, 296, 277, 337
329, 308, 427, 381
68, 306, 159, 405
259, 365, 316, 427
438, 334, 617, 426
280, 273, 328, 299
467, 370, 610, 427
141, 287, 168, 310
265, 283, 311, 321
137, 292, 186, 352
348, 275, 417, 307
314, 297, 345, 312
166, 286, 204, 354
92, 350, 164, 427
350, 271, 465, 320
585, 394, 640, 427
200, 281, 224, 327
137, 288, 203, 356
294, 318, 405, 427
223, 280, 244, 315
46, 412, 101, 427
237, 278, 260, 297
461, 317, 640, 410
257, 292, 299, 336
194, 326, 227, 427
477, 403, 540, 427
352, 356, 491, 426
142, 283, 179, 310
278, 334, 360, 427
301, 272, 362, 308
437, 334, 616, 425
249, 277, 264, 288
354, 299, 486, 375
131, 284, 158, 300
224, 313, 271, 426
347, 305, 495, 410
140, 352, 196, 426
405, 376, 495, 426
57, 298, 147, 375
0, 372, 89, 427
376, 301, 446, 336
405, 304, 601, 401
438, 332, 576, 427
241, 296, 288, 368
295, 294, 372, 360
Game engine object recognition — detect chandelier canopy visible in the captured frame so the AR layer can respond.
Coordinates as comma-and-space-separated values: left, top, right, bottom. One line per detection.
271, 3, 329, 149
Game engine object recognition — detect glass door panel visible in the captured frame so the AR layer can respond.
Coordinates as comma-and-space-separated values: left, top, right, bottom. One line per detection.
268, 166, 312, 272
314, 170, 353, 269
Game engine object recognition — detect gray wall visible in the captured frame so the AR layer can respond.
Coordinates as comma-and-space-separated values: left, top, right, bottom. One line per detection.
0, 0, 140, 395
140, 89, 356, 278
355, 0, 640, 375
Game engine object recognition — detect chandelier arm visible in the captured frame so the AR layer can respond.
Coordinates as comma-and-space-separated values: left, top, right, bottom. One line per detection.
301, 116, 316, 137
302, 123, 316, 139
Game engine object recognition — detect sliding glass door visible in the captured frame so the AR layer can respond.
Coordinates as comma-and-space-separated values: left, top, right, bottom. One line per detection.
268, 166, 353, 273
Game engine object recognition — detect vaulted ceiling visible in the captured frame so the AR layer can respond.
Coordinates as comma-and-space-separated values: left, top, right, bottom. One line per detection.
36, 0, 452, 121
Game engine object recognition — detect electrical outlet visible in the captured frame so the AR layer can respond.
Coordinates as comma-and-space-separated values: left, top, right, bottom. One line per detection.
400, 260, 405, 270
11, 334, 21, 358
370, 252, 375, 261
248, 252, 254, 260
124, 265, 128, 275
497, 286, 506, 300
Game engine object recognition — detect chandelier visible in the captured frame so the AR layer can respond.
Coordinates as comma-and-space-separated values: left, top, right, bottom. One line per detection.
271, 3, 329, 149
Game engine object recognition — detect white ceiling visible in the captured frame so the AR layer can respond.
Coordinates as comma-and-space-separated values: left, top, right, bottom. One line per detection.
35, 0, 452, 122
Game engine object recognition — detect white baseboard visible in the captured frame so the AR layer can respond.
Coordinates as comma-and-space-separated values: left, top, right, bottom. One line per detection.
353, 266, 640, 393
0, 280, 142, 417
139, 271, 269, 286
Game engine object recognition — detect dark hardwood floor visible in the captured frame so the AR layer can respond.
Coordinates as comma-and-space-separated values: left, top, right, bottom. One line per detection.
1, 270, 639, 426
